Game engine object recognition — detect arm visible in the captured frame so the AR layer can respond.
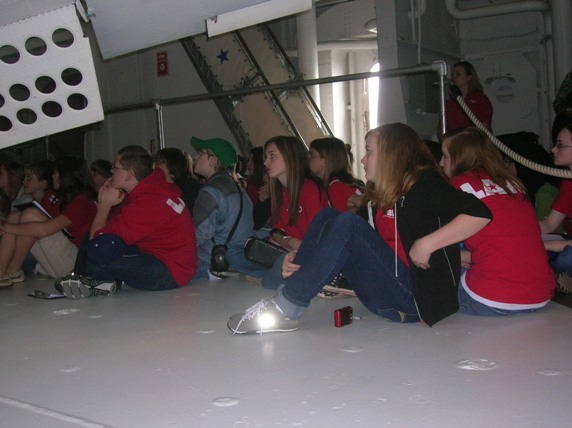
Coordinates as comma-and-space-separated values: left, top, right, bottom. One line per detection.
1, 213, 71, 238
90, 183, 125, 238
539, 209, 566, 234
268, 229, 301, 251
544, 239, 572, 252
281, 250, 300, 279
409, 214, 491, 269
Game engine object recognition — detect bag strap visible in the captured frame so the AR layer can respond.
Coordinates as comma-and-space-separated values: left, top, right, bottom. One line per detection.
218, 179, 243, 246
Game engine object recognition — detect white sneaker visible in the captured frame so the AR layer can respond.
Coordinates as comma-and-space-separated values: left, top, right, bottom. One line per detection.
227, 298, 298, 334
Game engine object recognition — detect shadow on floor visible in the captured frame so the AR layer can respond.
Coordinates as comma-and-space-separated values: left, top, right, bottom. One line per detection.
552, 291, 572, 309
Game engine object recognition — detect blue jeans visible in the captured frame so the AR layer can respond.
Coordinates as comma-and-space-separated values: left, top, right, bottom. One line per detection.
194, 246, 265, 279
457, 284, 541, 316
275, 208, 419, 323
548, 246, 572, 275
86, 252, 178, 291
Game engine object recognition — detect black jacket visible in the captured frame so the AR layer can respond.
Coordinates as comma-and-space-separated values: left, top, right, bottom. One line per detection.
359, 170, 492, 326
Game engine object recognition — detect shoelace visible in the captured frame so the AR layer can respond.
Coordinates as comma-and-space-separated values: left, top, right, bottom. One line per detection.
233, 299, 270, 333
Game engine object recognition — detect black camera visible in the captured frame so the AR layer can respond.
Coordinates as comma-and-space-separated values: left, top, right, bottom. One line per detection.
211, 244, 229, 272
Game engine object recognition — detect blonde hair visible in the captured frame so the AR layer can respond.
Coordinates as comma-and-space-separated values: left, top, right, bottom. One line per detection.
365, 123, 442, 211
443, 127, 525, 196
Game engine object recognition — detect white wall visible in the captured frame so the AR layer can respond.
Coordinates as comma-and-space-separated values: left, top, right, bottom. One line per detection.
86, 35, 235, 162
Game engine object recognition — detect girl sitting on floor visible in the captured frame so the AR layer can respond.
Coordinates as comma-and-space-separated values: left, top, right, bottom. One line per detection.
440, 126, 554, 315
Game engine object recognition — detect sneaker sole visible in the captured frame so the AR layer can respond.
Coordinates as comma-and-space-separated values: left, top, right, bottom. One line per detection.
58, 281, 94, 299
10, 275, 25, 283
56, 279, 111, 299
227, 321, 299, 335
320, 285, 356, 297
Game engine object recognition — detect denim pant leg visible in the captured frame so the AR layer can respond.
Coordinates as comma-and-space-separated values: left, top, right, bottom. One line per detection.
277, 211, 417, 322
549, 246, 572, 275
227, 247, 266, 278
86, 252, 178, 291
263, 208, 340, 290
262, 253, 287, 290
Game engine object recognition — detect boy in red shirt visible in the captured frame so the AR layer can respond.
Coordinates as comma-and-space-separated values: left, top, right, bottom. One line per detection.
59, 146, 196, 298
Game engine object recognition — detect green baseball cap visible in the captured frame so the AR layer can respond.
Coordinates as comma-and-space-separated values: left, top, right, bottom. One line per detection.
190, 136, 238, 168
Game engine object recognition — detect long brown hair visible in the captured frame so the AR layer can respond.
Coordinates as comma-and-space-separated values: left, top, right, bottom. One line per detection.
265, 136, 323, 226
443, 127, 525, 196
365, 123, 443, 212
453, 61, 484, 94
310, 137, 363, 188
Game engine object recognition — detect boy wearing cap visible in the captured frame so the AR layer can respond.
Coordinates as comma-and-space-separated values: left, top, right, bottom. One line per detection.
59, 145, 197, 297
191, 137, 262, 279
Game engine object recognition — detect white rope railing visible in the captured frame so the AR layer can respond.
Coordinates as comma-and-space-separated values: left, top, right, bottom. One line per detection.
452, 90, 572, 179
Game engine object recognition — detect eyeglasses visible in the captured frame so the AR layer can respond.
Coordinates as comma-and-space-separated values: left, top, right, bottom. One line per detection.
554, 143, 572, 149
111, 165, 128, 172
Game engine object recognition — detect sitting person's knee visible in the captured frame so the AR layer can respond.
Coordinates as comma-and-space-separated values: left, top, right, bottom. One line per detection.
19, 207, 48, 222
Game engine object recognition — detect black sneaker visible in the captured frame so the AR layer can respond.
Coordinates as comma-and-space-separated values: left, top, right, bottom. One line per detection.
319, 273, 356, 297
54, 274, 117, 299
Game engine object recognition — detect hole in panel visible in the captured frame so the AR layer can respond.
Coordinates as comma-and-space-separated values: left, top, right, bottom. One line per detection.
25, 37, 47, 56
0, 116, 12, 131
9, 84, 30, 101
36, 76, 57, 94
17, 108, 37, 124
67, 93, 88, 110
0, 45, 20, 64
42, 101, 63, 118
61, 68, 83, 86
52, 28, 74, 48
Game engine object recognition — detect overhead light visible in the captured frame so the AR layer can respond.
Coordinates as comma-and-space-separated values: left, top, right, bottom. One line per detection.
206, 0, 312, 37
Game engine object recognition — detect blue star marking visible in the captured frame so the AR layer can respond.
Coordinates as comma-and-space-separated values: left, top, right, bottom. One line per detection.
217, 49, 229, 64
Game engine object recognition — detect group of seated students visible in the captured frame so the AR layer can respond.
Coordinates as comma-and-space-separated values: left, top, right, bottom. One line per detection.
0, 123, 569, 335
228, 124, 564, 335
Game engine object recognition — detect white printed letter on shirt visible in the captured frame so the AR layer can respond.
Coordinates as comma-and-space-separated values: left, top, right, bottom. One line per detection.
167, 198, 185, 214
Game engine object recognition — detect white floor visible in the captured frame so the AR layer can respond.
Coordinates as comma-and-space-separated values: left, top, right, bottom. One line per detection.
1, 274, 570, 428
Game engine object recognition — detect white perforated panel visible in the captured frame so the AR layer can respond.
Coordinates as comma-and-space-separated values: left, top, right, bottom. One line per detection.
0, 4, 103, 149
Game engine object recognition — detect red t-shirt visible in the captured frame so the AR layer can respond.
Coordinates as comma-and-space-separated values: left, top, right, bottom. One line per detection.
59, 193, 97, 247
272, 179, 329, 240
375, 208, 410, 268
551, 180, 572, 236
446, 91, 493, 131
328, 180, 362, 212
40, 189, 61, 218
450, 171, 554, 308
95, 169, 197, 286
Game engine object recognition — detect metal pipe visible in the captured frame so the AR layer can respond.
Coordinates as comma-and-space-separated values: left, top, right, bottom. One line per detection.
154, 100, 165, 149
444, 0, 548, 20
105, 63, 440, 114
296, 1, 320, 105
433, 60, 448, 134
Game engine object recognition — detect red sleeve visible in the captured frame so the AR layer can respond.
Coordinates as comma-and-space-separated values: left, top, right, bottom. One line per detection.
328, 181, 358, 212
552, 180, 572, 217
60, 194, 97, 247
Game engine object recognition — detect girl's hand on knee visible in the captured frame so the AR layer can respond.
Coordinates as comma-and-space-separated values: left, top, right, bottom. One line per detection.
281, 251, 300, 278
